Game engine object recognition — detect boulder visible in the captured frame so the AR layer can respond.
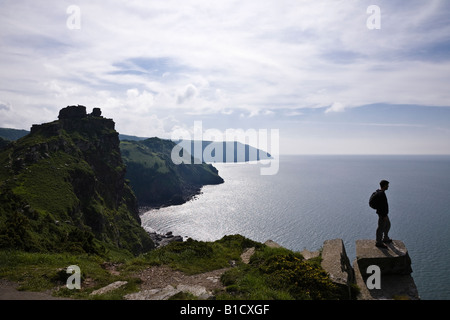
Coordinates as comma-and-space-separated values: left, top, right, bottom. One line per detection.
320, 239, 354, 298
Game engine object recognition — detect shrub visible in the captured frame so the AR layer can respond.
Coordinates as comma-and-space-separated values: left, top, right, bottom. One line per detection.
219, 246, 343, 300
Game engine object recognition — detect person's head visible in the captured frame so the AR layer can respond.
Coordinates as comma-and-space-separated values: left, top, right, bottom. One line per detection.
380, 180, 389, 191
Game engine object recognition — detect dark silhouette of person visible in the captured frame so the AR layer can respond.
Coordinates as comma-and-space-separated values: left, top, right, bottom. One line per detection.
375, 180, 392, 248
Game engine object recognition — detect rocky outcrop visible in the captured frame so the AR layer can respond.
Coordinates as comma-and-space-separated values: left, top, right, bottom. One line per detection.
148, 231, 184, 248
57, 105, 102, 120
58, 105, 87, 119
301, 239, 419, 300
355, 239, 413, 275
0, 106, 154, 255
353, 240, 419, 300
320, 239, 354, 299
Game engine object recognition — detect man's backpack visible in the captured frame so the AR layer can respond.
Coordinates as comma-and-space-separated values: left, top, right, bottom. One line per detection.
369, 191, 380, 210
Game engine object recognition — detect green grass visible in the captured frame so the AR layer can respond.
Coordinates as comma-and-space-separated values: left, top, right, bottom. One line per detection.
217, 246, 344, 300
123, 235, 262, 275
0, 120, 154, 256
0, 249, 138, 299
120, 140, 168, 173
0, 235, 259, 299
0, 234, 349, 300
12, 153, 82, 219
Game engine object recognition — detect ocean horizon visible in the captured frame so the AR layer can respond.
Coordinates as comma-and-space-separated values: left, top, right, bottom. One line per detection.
141, 154, 450, 300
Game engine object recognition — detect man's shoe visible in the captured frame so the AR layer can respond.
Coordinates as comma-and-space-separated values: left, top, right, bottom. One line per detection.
383, 238, 393, 244
376, 242, 388, 249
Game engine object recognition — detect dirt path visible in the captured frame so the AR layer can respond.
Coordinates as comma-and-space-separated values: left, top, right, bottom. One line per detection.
0, 279, 71, 300
125, 246, 259, 300
126, 265, 230, 299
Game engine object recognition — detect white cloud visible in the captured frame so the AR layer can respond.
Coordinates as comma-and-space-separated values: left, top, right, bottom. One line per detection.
177, 84, 197, 104
1, 0, 450, 153
325, 102, 346, 113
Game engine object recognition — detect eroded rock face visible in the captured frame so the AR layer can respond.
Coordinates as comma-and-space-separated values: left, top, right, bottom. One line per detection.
0, 106, 154, 254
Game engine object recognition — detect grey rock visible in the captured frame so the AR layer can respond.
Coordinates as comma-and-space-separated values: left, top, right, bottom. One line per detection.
353, 260, 419, 300
355, 239, 412, 275
125, 284, 212, 300
300, 249, 320, 260
264, 239, 283, 248
58, 105, 87, 120
90, 281, 128, 296
354, 239, 419, 300
320, 239, 354, 299
148, 231, 184, 248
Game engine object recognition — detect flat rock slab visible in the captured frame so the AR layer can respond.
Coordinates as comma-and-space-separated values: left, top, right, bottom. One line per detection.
356, 240, 412, 275
240, 247, 256, 264
124, 284, 211, 300
90, 281, 128, 296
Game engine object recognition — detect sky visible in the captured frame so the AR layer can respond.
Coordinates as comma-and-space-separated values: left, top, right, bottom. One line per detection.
1, 0, 450, 155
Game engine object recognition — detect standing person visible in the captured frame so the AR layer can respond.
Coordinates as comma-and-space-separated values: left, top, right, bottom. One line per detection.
374, 180, 392, 249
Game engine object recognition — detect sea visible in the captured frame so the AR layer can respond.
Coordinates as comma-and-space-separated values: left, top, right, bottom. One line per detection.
140, 155, 450, 300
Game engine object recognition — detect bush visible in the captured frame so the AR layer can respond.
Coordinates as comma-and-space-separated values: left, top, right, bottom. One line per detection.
258, 252, 340, 300
219, 246, 343, 300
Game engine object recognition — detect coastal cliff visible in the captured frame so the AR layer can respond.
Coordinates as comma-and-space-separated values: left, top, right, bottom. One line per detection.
0, 106, 153, 255
0, 106, 226, 255
120, 138, 224, 209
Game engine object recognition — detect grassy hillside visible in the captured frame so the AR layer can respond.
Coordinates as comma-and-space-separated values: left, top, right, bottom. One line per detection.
0, 107, 153, 256
0, 235, 347, 300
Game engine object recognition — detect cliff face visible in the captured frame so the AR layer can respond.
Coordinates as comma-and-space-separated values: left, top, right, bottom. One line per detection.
0, 106, 153, 255
120, 138, 224, 208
